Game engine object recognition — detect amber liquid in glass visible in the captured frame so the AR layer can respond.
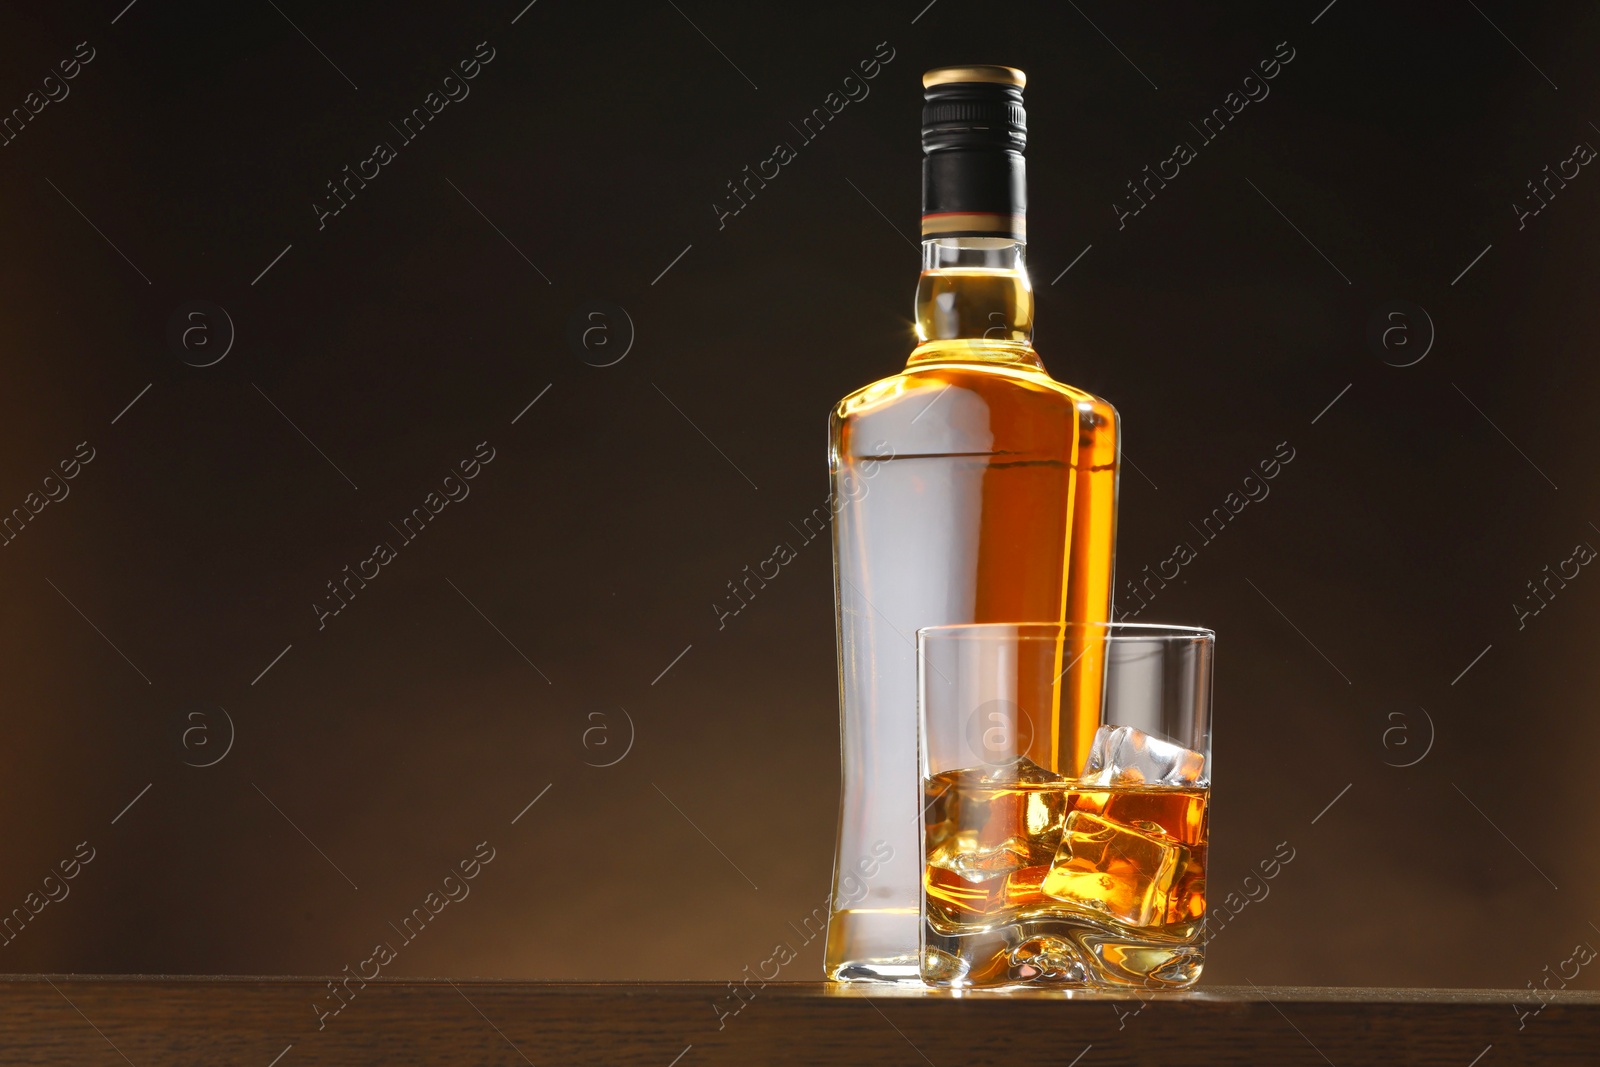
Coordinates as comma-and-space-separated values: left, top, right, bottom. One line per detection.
922, 760, 1207, 988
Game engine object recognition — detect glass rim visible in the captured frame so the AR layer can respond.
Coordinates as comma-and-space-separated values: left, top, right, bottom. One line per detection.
915, 620, 1214, 643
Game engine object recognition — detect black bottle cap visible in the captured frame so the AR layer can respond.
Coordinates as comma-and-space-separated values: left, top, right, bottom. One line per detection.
921, 66, 1027, 241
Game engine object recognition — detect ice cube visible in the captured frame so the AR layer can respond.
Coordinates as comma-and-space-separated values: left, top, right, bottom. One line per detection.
1079, 725, 1205, 787
978, 754, 1065, 785
923, 756, 1071, 927
1040, 810, 1188, 928
924, 758, 1067, 881
927, 832, 1031, 883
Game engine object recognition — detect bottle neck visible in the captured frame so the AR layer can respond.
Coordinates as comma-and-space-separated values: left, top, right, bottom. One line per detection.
913, 237, 1035, 354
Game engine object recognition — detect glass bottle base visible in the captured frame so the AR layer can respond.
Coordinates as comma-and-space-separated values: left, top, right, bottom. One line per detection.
823, 907, 923, 982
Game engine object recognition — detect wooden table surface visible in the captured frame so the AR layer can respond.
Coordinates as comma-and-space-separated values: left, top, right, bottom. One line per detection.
0, 978, 1594, 1065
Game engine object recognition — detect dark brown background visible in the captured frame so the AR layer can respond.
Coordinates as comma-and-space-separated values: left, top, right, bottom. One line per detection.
0, 0, 1596, 996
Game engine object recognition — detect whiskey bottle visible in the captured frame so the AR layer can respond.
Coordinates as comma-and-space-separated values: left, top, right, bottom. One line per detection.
824, 65, 1120, 980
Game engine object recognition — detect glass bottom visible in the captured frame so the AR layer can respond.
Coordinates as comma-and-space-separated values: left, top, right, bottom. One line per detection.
922, 915, 1205, 990
823, 907, 922, 982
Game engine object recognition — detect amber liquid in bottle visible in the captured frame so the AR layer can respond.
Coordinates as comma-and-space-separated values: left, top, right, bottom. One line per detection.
825, 242, 1120, 980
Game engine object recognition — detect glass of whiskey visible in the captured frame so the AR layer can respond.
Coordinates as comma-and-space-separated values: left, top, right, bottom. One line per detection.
916, 622, 1213, 990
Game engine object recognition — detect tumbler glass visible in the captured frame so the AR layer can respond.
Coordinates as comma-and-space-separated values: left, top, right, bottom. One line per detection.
917, 621, 1213, 989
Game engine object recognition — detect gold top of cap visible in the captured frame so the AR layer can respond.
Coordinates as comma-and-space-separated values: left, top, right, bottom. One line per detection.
922, 65, 1026, 89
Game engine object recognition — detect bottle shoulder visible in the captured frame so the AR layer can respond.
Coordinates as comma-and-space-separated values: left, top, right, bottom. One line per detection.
833, 356, 1115, 422
832, 352, 1118, 466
